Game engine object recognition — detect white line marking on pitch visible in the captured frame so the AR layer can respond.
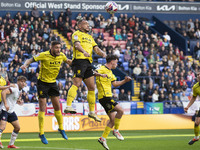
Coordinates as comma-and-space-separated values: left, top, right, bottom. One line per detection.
20, 146, 90, 150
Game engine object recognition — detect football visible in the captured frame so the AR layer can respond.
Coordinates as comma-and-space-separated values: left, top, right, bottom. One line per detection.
105, 1, 118, 14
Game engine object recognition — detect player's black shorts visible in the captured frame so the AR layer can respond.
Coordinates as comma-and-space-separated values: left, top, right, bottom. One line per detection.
0, 110, 18, 123
195, 110, 200, 117
99, 97, 118, 114
37, 79, 59, 98
72, 59, 94, 79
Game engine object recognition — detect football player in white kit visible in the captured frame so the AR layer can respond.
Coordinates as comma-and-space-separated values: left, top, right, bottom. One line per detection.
0, 76, 27, 149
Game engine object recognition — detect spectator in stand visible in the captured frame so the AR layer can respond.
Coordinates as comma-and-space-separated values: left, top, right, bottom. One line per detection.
31, 6, 40, 20
180, 92, 189, 102
152, 90, 159, 102
112, 89, 119, 101
136, 50, 144, 61
29, 82, 37, 95
144, 81, 154, 102
118, 89, 128, 101
100, 18, 107, 29
163, 31, 171, 42
124, 50, 131, 62
41, 11, 49, 25
88, 17, 94, 28
48, 11, 55, 29
194, 41, 200, 59
133, 64, 141, 80
0, 28, 6, 43
57, 17, 64, 34
175, 23, 183, 35
187, 18, 194, 31
65, 8, 72, 23
159, 93, 165, 102
127, 91, 132, 101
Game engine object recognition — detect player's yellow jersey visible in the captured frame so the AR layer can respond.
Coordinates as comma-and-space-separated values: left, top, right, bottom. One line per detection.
192, 82, 200, 97
96, 65, 117, 99
72, 30, 97, 63
33, 51, 67, 83
0, 76, 6, 102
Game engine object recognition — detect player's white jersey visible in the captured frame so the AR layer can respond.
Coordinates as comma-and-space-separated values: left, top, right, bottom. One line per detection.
0, 84, 21, 113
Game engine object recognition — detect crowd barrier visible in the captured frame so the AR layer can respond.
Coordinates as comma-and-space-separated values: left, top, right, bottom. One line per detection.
14, 101, 195, 117
0, 101, 194, 133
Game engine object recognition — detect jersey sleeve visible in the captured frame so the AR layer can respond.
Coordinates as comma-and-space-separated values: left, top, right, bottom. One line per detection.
61, 53, 67, 62
33, 52, 45, 62
111, 73, 117, 82
92, 37, 97, 47
72, 32, 81, 44
9, 86, 17, 94
193, 86, 197, 97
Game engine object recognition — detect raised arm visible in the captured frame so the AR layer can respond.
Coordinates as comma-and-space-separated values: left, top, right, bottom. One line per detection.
112, 76, 132, 88
0, 84, 15, 90
74, 42, 90, 57
20, 58, 35, 70
93, 46, 107, 58
184, 96, 197, 113
65, 59, 72, 66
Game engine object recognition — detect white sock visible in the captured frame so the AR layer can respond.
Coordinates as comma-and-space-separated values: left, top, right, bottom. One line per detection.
114, 129, 118, 132
67, 106, 72, 108
9, 131, 18, 145
0, 132, 2, 142
89, 111, 94, 114
195, 136, 199, 139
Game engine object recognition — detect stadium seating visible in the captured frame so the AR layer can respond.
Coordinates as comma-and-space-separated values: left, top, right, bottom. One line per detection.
122, 62, 129, 71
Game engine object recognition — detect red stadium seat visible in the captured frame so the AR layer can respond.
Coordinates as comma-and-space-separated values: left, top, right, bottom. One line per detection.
120, 41, 127, 45
103, 32, 110, 37
108, 37, 115, 41
72, 20, 76, 24
117, 28, 122, 33
120, 44, 126, 49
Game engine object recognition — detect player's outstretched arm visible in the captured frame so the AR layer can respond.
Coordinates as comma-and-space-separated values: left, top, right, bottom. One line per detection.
112, 76, 132, 88
93, 46, 107, 58
184, 96, 197, 113
0, 84, 15, 90
93, 71, 108, 78
20, 58, 35, 70
66, 59, 72, 66
74, 42, 90, 57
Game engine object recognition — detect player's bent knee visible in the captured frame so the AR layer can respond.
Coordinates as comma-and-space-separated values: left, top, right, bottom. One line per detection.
14, 127, 20, 132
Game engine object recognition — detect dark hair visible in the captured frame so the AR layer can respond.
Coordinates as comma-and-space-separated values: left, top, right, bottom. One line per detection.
106, 54, 119, 63
77, 19, 86, 25
51, 41, 61, 47
17, 76, 27, 81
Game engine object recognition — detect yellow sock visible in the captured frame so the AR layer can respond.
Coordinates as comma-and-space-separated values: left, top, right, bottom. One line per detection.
114, 118, 121, 130
102, 126, 112, 139
54, 110, 63, 130
194, 124, 199, 137
38, 111, 45, 135
67, 85, 78, 106
87, 91, 95, 112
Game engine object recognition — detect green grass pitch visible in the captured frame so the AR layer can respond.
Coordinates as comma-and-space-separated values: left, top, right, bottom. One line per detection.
0, 129, 199, 150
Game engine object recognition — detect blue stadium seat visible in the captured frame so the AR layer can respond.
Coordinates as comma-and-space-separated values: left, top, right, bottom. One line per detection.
26, 81, 31, 86
29, 67, 37, 72
98, 58, 103, 64
8, 58, 13, 62
28, 94, 33, 100
4, 62, 9, 68
115, 89, 119, 94
59, 80, 66, 87
10, 53, 15, 58
123, 62, 129, 71
102, 58, 106, 64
